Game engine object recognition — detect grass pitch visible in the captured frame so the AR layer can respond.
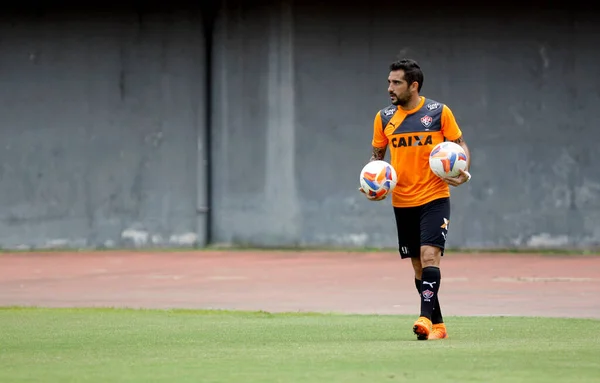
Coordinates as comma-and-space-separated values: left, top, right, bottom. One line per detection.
1, 307, 599, 382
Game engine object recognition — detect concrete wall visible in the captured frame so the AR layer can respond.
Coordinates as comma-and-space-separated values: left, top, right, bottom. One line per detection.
1, 2, 599, 250
0, 7, 207, 249
211, 2, 600, 250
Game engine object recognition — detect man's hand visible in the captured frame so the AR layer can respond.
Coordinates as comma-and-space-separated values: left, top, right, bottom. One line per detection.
358, 187, 387, 201
443, 169, 471, 187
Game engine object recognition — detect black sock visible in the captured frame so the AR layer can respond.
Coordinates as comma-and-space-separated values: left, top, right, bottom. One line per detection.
416, 276, 444, 324
420, 266, 441, 320
432, 286, 444, 325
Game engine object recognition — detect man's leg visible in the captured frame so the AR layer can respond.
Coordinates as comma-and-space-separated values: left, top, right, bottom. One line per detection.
412, 198, 451, 340
411, 257, 443, 325
420, 247, 448, 340
412, 246, 442, 340
432, 287, 444, 325
411, 257, 424, 323
393, 206, 425, 336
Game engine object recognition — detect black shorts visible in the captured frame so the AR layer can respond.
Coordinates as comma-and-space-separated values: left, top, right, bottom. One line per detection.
393, 197, 451, 259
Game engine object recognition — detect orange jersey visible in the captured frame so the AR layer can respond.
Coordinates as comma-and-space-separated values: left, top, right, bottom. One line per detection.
371, 96, 463, 208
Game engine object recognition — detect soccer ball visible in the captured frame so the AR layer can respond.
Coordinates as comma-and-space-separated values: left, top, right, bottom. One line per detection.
429, 141, 468, 178
359, 160, 398, 200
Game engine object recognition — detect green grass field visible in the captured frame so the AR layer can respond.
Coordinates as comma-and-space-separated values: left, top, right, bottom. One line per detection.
1, 307, 599, 382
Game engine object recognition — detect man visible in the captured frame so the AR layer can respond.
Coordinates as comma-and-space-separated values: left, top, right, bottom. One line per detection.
360, 59, 471, 340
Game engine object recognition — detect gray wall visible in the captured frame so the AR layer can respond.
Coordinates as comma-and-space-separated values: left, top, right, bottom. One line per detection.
211, 2, 600, 250
1, 2, 599, 250
0, 7, 207, 249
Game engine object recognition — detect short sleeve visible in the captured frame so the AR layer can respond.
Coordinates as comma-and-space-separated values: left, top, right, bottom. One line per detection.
371, 112, 389, 148
441, 105, 463, 141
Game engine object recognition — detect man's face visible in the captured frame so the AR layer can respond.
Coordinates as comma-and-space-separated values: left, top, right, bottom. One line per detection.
388, 70, 413, 107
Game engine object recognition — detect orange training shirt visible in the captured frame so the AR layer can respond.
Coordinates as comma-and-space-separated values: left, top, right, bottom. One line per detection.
371, 96, 463, 208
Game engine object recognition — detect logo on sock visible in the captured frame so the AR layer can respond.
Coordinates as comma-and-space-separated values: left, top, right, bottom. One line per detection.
422, 289, 434, 301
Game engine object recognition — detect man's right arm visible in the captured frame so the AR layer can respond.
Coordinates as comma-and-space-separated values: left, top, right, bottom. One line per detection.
370, 146, 387, 162
361, 145, 388, 199
371, 112, 388, 161
359, 112, 389, 199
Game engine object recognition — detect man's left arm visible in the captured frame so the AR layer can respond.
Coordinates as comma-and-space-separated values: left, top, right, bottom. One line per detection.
443, 135, 471, 187
439, 105, 471, 187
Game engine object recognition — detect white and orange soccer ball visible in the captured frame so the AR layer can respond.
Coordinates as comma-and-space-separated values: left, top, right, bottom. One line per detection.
429, 141, 468, 178
359, 160, 398, 200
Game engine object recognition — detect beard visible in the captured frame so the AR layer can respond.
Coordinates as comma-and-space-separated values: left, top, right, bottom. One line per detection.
390, 92, 411, 107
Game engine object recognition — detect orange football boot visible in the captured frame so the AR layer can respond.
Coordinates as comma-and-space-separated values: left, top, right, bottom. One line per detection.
413, 316, 432, 340
428, 323, 448, 340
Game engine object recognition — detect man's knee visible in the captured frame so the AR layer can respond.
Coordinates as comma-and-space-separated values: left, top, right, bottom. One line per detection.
420, 245, 442, 267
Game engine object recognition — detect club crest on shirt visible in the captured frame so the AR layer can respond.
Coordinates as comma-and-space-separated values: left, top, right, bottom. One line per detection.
420, 115, 433, 128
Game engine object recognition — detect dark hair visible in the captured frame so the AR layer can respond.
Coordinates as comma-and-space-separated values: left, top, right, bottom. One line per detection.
389, 59, 423, 92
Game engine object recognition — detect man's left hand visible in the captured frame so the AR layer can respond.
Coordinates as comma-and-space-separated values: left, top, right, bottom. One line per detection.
443, 169, 471, 187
